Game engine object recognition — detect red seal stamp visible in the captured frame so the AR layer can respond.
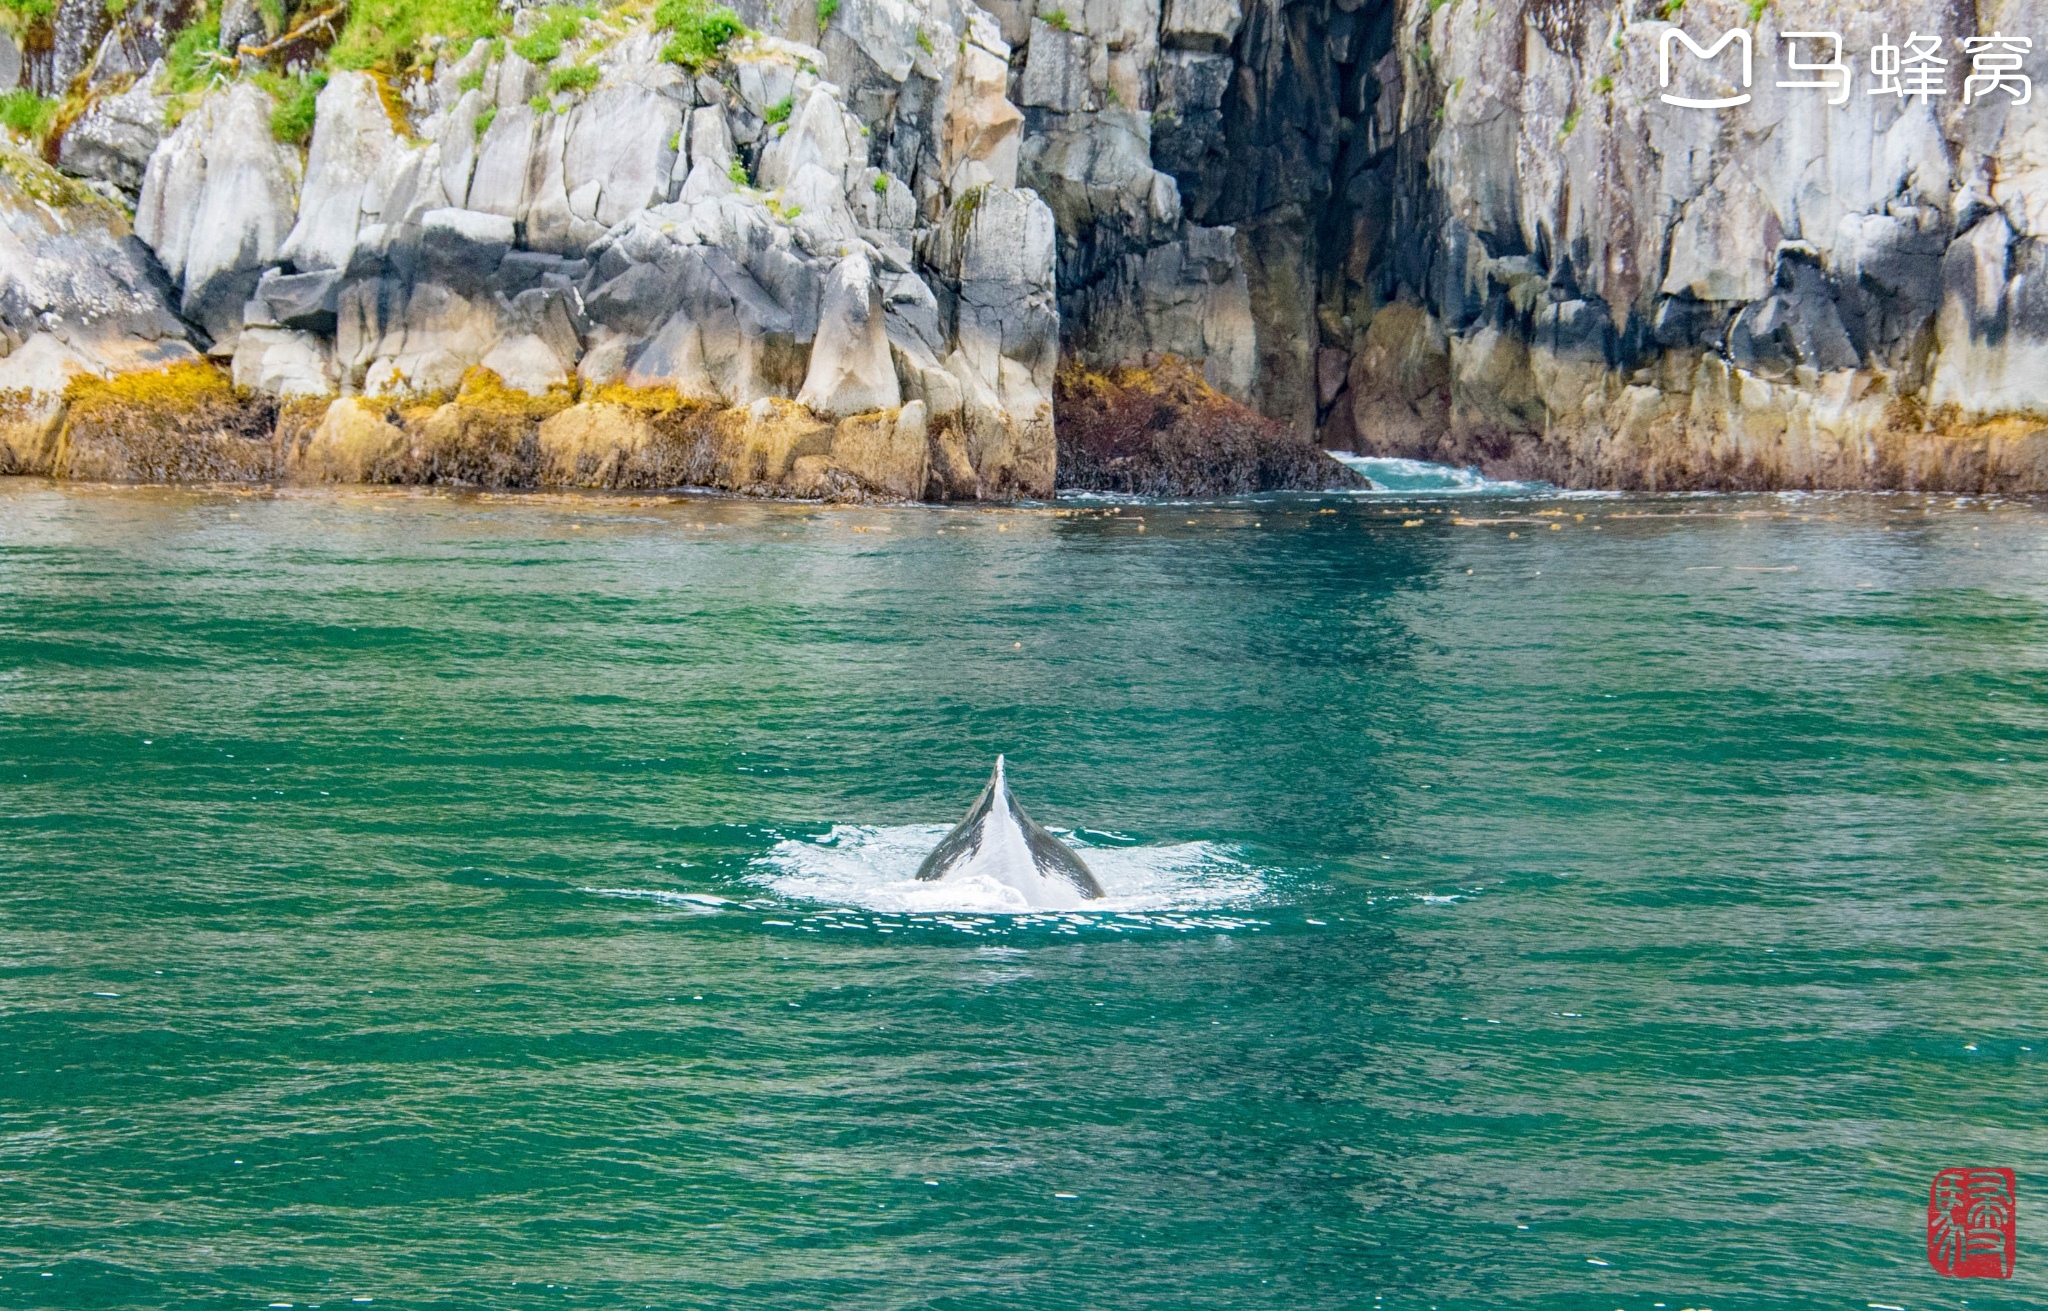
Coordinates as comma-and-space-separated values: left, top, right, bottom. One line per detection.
1928, 1167, 2017, 1278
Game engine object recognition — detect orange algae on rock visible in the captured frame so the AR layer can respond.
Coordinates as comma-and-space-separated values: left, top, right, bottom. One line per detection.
405, 367, 575, 487
1055, 355, 1360, 496
54, 362, 280, 482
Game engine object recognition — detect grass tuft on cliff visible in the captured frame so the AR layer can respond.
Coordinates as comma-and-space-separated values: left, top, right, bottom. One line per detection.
511, 4, 594, 65
160, 10, 225, 98
546, 61, 600, 94
0, 89, 57, 144
330, 0, 509, 74
654, 0, 744, 68
257, 68, 329, 143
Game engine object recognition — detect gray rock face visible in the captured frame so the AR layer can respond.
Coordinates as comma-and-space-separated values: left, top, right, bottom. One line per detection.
135, 81, 302, 345
0, 148, 195, 405
61, 15, 1064, 495
56, 76, 167, 197
1064, 223, 1254, 396
1162, 0, 1240, 51
1021, 21, 1092, 112
281, 73, 405, 274
1211, 0, 2048, 487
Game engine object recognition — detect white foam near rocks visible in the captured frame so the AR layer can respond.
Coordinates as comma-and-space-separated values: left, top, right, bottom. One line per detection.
1325, 452, 1544, 494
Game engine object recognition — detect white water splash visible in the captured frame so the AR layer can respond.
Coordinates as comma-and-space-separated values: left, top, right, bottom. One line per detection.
752, 823, 1268, 914
1325, 452, 1545, 494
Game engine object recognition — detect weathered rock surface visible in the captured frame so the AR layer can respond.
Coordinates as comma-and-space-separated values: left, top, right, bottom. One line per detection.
134, 81, 302, 345
1298, 0, 2048, 489
74, 9, 1082, 497
0, 147, 196, 462
54, 361, 279, 482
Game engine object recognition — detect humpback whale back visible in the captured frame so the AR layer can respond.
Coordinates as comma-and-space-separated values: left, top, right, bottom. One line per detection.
915, 757, 1104, 907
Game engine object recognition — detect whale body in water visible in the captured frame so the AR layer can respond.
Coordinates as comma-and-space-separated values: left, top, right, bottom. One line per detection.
915, 756, 1104, 908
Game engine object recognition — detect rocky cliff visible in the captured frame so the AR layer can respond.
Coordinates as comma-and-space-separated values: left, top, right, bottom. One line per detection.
1317, 0, 2048, 491
2, 0, 2046, 493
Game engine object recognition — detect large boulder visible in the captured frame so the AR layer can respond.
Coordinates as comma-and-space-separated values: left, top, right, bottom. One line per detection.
57, 75, 167, 197
829, 399, 928, 497
0, 147, 195, 411
135, 81, 302, 345
280, 72, 409, 273
797, 252, 899, 417
294, 396, 408, 482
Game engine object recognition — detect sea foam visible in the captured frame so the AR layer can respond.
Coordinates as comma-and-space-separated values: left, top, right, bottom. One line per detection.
1324, 452, 1545, 494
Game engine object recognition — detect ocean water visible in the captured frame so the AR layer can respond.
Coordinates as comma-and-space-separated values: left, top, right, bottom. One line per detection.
0, 478, 2043, 1310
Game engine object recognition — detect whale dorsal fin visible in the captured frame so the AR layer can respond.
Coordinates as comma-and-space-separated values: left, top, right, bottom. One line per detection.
914, 755, 1103, 903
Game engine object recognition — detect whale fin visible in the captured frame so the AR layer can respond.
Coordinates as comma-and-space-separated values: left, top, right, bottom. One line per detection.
914, 756, 1103, 904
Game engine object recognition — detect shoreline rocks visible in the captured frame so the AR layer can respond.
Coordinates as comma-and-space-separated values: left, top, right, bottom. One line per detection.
1056, 355, 1364, 495
8, 360, 1025, 501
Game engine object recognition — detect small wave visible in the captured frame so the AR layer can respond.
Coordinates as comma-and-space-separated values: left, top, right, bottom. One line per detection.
752, 823, 1268, 914
1325, 452, 1547, 494
579, 887, 733, 912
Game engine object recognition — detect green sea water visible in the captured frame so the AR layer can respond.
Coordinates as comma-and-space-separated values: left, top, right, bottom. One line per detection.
1, 479, 2044, 1310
